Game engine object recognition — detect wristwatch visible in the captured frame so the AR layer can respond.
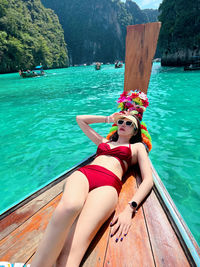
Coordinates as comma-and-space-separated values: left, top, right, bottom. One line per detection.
128, 201, 138, 211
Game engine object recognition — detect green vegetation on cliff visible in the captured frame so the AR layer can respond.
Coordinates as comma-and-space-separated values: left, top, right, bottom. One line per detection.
0, 0, 68, 73
42, 0, 158, 65
158, 0, 200, 66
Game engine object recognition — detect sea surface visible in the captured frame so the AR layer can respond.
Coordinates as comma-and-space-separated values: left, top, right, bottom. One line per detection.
0, 63, 199, 245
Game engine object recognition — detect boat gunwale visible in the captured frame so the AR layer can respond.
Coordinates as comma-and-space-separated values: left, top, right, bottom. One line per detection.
151, 161, 200, 266
0, 154, 96, 220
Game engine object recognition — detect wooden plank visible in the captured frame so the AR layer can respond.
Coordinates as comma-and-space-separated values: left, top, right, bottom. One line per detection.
151, 164, 200, 258
103, 170, 155, 266
142, 190, 190, 266
134, 167, 193, 266
0, 178, 66, 240
81, 220, 110, 267
124, 22, 161, 94
0, 194, 62, 262
26, 204, 111, 266
25, 222, 111, 266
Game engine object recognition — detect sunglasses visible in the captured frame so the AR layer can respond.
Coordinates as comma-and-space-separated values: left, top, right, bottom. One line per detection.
117, 119, 133, 127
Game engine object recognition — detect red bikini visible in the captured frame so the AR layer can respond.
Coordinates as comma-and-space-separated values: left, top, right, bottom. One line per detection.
96, 143, 132, 173
78, 142, 132, 195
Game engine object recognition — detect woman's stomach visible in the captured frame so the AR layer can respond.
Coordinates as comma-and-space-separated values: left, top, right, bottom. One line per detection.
89, 155, 127, 179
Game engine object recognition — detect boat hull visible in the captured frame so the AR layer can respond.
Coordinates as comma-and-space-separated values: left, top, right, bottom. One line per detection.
20, 72, 45, 78
184, 66, 200, 71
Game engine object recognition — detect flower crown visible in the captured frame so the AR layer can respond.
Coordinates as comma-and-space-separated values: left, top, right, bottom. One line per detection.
106, 90, 152, 152
117, 90, 149, 121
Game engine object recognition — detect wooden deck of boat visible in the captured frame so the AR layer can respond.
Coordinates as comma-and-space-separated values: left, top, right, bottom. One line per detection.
1, 161, 199, 266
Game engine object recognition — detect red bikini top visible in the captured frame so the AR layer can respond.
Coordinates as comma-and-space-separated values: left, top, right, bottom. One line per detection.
96, 142, 132, 174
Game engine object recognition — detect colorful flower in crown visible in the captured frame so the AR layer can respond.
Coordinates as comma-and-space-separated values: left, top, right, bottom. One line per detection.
117, 90, 149, 121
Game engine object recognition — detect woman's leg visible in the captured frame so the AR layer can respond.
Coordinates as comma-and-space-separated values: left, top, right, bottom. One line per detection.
31, 171, 89, 267
56, 186, 118, 267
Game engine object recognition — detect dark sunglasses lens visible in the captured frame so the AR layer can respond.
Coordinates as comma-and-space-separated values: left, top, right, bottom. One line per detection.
126, 121, 132, 126
118, 120, 124, 125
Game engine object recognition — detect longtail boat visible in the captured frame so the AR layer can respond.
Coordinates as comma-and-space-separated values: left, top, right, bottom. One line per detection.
95, 62, 101, 70
19, 71, 45, 78
1, 22, 200, 266
19, 66, 45, 78
184, 58, 200, 71
115, 61, 123, 68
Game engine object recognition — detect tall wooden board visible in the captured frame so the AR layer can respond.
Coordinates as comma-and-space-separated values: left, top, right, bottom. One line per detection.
124, 22, 161, 94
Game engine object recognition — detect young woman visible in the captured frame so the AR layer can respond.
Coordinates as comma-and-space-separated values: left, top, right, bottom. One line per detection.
31, 111, 153, 267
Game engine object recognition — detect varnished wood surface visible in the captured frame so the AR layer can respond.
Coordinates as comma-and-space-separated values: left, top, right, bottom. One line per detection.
0, 179, 66, 240
143, 191, 190, 267
150, 165, 200, 261
124, 22, 161, 94
0, 167, 194, 266
104, 172, 155, 267
0, 193, 62, 262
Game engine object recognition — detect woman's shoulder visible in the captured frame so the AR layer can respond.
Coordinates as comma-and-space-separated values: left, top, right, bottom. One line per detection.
98, 138, 108, 145
130, 142, 147, 153
129, 142, 148, 164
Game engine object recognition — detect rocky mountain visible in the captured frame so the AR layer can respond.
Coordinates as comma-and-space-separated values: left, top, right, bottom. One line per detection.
0, 0, 68, 73
42, 0, 158, 65
158, 0, 200, 66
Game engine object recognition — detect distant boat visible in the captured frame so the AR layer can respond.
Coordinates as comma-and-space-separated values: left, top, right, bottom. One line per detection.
19, 66, 45, 78
152, 58, 161, 62
115, 61, 123, 68
95, 62, 101, 70
184, 57, 200, 71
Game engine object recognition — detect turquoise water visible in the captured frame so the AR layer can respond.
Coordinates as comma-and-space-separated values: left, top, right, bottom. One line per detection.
0, 64, 199, 245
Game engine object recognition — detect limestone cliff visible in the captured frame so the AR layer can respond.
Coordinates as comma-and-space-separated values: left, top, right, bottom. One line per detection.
0, 0, 68, 73
42, 0, 158, 65
158, 0, 200, 66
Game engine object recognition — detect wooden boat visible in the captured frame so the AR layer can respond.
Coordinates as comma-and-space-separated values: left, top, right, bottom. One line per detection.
1, 23, 200, 266
184, 56, 200, 71
115, 61, 123, 68
184, 63, 200, 71
19, 71, 45, 78
19, 66, 45, 78
95, 62, 101, 70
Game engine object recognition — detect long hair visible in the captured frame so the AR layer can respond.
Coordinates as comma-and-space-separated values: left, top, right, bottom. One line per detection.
109, 116, 142, 144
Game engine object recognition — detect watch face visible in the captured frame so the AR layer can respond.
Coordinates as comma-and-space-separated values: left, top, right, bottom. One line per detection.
131, 201, 137, 208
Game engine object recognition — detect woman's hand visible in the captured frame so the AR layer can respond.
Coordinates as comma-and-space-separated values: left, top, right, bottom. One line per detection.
110, 206, 134, 242
107, 111, 132, 124
107, 112, 121, 123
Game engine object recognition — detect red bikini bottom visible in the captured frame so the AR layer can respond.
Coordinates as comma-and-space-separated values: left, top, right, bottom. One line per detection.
77, 165, 122, 195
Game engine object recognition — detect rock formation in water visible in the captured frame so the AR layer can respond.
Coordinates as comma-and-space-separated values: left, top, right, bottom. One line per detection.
0, 0, 68, 73
41, 0, 158, 65
158, 0, 200, 66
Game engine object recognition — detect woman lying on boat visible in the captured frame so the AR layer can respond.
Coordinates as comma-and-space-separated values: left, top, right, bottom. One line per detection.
31, 91, 153, 267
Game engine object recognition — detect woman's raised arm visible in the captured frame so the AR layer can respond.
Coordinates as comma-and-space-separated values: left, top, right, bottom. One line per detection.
76, 115, 112, 145
129, 142, 153, 204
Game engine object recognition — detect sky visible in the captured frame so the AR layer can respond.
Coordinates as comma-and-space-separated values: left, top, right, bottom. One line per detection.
122, 0, 163, 9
